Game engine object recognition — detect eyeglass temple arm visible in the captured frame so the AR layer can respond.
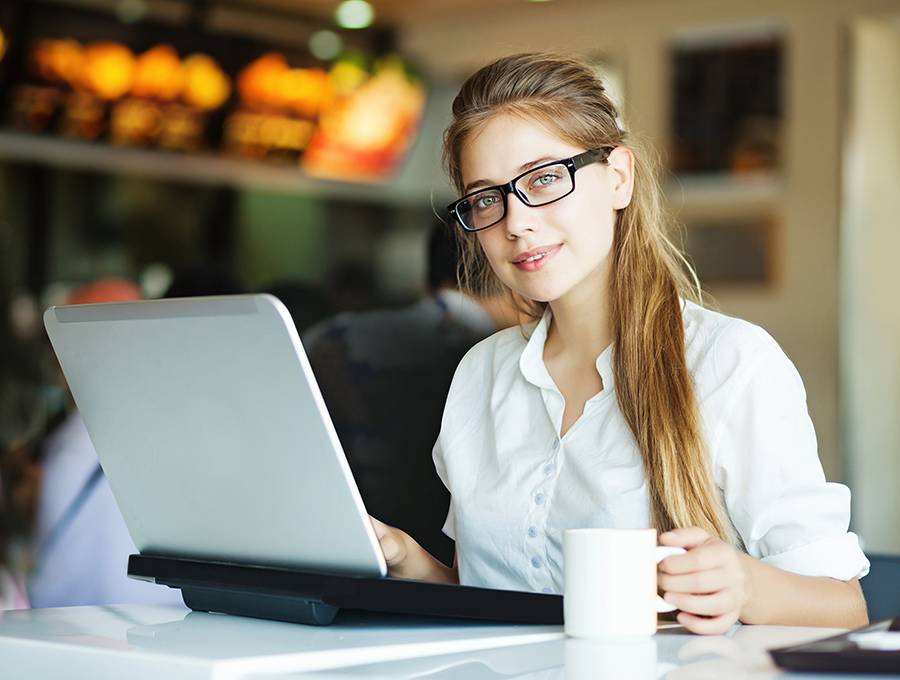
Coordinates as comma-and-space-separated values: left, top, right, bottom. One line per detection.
573, 147, 613, 169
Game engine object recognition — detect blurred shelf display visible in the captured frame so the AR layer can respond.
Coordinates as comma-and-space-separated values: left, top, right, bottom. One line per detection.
0, 2, 427, 189
0, 130, 429, 205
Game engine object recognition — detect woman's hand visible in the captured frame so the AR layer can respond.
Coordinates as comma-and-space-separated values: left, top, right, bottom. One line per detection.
369, 516, 459, 584
657, 527, 751, 635
370, 516, 412, 576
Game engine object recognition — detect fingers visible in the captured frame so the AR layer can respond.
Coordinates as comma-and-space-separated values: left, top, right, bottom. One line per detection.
659, 542, 729, 575
656, 533, 747, 635
659, 527, 711, 550
663, 588, 742, 617
658, 567, 730, 595
676, 610, 739, 636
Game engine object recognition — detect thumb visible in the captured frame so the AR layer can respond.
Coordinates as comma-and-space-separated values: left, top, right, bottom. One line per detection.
369, 515, 390, 539
369, 516, 406, 565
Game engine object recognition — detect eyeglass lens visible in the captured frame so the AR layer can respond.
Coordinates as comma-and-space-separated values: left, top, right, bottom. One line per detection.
456, 162, 573, 231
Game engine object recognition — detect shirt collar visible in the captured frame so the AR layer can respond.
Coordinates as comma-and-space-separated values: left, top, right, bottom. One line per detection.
518, 306, 615, 393
518, 307, 556, 391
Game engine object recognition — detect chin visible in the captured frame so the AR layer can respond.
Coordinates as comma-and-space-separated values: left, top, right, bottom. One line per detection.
494, 264, 577, 303
510, 281, 571, 304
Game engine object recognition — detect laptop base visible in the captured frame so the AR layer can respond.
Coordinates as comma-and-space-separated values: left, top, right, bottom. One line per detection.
128, 554, 564, 627
181, 584, 340, 625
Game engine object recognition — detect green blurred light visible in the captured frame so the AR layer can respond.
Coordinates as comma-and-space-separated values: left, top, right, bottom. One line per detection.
116, 0, 147, 23
335, 0, 374, 30
309, 30, 343, 61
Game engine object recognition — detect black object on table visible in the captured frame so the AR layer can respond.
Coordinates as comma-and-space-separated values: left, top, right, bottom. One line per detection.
128, 554, 564, 627
770, 617, 900, 674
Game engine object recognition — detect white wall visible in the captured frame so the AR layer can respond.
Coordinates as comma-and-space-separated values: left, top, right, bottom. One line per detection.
841, 16, 900, 553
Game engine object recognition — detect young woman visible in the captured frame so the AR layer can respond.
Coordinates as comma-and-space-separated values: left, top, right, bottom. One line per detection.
371, 53, 869, 635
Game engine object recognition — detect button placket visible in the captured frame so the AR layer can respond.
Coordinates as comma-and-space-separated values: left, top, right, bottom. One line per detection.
526, 485, 550, 586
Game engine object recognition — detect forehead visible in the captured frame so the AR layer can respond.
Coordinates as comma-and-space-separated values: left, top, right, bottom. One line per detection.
460, 113, 583, 186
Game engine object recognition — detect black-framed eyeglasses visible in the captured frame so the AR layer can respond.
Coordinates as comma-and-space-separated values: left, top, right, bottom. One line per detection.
447, 147, 613, 233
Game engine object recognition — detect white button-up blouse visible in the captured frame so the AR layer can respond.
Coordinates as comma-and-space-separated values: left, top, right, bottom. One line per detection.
432, 301, 869, 594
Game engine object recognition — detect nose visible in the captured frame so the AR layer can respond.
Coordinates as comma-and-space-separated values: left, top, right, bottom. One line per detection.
502, 191, 536, 239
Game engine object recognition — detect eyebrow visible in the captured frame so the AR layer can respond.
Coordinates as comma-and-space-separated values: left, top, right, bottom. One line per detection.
463, 156, 557, 195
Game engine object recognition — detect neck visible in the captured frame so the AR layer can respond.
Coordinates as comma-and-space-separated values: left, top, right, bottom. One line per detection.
545, 265, 613, 362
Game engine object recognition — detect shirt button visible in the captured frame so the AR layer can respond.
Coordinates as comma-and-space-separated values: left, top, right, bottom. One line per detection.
527, 526, 538, 538
534, 492, 546, 505
542, 587, 553, 594
543, 463, 555, 476
531, 557, 541, 569
552, 439, 560, 451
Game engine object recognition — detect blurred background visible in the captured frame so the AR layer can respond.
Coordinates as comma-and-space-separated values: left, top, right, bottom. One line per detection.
0, 0, 898, 608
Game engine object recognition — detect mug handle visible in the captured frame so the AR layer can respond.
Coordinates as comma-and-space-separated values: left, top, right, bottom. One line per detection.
655, 546, 687, 613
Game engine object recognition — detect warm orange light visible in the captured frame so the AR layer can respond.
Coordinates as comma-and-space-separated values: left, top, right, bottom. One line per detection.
32, 39, 85, 86
320, 61, 423, 151
304, 58, 426, 180
0, 28, 7, 63
82, 42, 136, 100
181, 54, 231, 110
237, 54, 332, 116
132, 45, 184, 101
237, 53, 288, 107
278, 68, 330, 118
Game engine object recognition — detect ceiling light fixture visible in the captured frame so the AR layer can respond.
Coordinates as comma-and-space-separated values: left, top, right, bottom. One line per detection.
335, 0, 375, 30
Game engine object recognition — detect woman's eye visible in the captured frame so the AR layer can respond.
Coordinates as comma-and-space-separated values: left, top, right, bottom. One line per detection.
532, 173, 560, 188
475, 195, 498, 210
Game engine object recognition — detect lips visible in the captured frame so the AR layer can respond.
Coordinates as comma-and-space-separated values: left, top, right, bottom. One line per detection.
512, 244, 561, 264
511, 244, 562, 272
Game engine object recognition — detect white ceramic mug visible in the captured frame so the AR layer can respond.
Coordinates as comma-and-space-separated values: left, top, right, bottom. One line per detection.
563, 528, 686, 638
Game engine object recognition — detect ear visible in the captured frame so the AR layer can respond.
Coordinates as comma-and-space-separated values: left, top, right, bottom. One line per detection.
607, 146, 635, 210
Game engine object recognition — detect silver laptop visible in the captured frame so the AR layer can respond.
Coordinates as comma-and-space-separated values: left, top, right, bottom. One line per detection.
44, 294, 561, 625
44, 294, 387, 578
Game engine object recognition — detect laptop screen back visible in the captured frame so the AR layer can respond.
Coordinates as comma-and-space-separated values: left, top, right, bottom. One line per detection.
44, 294, 387, 578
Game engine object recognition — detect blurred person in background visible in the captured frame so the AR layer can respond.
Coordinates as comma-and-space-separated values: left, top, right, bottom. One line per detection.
0, 384, 43, 611
164, 266, 244, 299
302, 222, 519, 565
324, 261, 381, 312
263, 279, 335, 336
0, 281, 47, 610
26, 278, 183, 608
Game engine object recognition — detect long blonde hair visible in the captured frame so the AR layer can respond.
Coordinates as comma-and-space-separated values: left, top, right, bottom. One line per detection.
442, 52, 730, 541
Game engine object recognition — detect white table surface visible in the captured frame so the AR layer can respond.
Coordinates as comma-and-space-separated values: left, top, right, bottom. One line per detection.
0, 603, 870, 680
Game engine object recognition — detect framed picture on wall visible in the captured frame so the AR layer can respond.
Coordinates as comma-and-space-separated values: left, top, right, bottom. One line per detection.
670, 20, 784, 178
681, 213, 778, 288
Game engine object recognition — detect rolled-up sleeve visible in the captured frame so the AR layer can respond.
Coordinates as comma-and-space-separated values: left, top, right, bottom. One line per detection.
712, 337, 869, 581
